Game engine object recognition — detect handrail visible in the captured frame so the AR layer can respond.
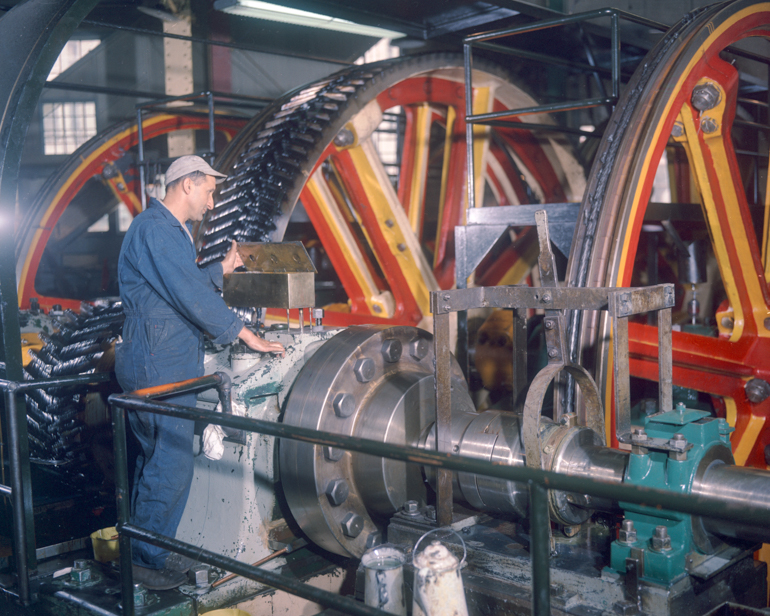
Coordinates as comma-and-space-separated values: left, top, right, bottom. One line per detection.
0, 371, 111, 606
109, 385, 770, 616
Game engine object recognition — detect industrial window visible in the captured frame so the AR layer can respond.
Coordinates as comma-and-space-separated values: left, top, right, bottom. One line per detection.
48, 39, 101, 80
42, 101, 97, 155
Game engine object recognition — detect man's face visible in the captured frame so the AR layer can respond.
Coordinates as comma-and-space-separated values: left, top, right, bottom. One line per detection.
186, 175, 217, 222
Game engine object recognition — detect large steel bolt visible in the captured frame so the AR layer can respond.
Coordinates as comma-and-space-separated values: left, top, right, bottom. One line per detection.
671, 121, 684, 138
334, 127, 355, 147
669, 433, 687, 449
745, 378, 770, 403
700, 117, 718, 134
365, 531, 383, 549
353, 358, 375, 382
70, 566, 91, 584
381, 339, 402, 363
409, 338, 430, 360
650, 525, 672, 551
324, 446, 344, 462
325, 479, 350, 506
692, 83, 720, 111
618, 519, 637, 544
341, 513, 364, 538
333, 392, 355, 418
403, 500, 420, 515
190, 565, 211, 588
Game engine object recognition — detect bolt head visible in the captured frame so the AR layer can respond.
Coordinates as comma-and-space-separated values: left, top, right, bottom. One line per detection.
381, 339, 402, 363
764, 316, 770, 332
671, 121, 684, 138
650, 525, 672, 551
326, 479, 350, 506
384, 219, 395, 228
692, 83, 721, 111
547, 348, 558, 358
669, 433, 687, 449
618, 526, 638, 544
544, 319, 555, 330
365, 531, 383, 549
70, 567, 91, 584
563, 525, 580, 538
334, 127, 355, 147
721, 316, 734, 329
425, 506, 437, 521
353, 358, 375, 382
341, 513, 364, 538
542, 293, 552, 303
333, 392, 355, 418
397, 243, 407, 252
190, 565, 210, 588
403, 500, 419, 514
700, 116, 718, 134
745, 378, 770, 403
324, 446, 344, 462
410, 338, 429, 360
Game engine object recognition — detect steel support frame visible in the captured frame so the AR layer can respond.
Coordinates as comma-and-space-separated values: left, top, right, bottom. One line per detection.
431, 282, 674, 615
0, 373, 110, 606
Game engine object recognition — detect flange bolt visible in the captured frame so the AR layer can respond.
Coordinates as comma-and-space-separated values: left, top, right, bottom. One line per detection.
341, 513, 364, 538
618, 519, 637, 544
410, 338, 430, 360
692, 83, 720, 111
353, 358, 375, 382
325, 479, 350, 506
403, 500, 420, 516
333, 392, 355, 418
382, 339, 402, 363
650, 525, 672, 552
745, 378, 770, 404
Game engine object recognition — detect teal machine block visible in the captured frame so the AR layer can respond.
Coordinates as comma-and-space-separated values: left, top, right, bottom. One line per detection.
610, 403, 735, 584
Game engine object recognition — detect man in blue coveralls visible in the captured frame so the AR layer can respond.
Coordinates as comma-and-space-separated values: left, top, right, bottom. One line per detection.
115, 155, 284, 590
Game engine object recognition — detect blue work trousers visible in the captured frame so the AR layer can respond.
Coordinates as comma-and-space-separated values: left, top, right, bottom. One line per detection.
127, 391, 196, 569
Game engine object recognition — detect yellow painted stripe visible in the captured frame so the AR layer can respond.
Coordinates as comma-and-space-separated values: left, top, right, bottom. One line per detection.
407, 103, 431, 235
434, 106, 456, 269
472, 86, 492, 214
678, 106, 745, 341
733, 412, 765, 466
305, 173, 387, 315
348, 142, 438, 315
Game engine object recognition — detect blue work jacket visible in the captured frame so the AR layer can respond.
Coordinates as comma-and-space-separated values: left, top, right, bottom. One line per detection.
115, 198, 243, 393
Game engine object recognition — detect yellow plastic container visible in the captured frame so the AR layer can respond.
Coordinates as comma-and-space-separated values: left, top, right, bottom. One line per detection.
90, 527, 119, 562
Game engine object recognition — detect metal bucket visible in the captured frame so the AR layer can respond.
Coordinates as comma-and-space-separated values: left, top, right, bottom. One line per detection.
412, 529, 469, 616
361, 545, 407, 615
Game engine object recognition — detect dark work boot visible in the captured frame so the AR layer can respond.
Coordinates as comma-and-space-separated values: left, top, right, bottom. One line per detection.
131, 564, 187, 590
164, 552, 199, 574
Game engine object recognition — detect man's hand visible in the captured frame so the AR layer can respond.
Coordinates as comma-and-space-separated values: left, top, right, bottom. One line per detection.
238, 327, 285, 357
222, 240, 244, 276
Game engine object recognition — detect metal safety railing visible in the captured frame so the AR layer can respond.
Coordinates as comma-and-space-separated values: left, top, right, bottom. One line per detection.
0, 372, 111, 605
109, 370, 769, 616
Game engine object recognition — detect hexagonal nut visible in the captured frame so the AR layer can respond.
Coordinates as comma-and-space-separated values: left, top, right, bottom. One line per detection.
365, 531, 383, 549
325, 479, 350, 506
650, 527, 672, 552
353, 358, 375, 383
334, 127, 355, 148
333, 392, 355, 418
618, 528, 637, 544
669, 433, 687, 449
691, 82, 721, 111
341, 513, 364, 538
324, 446, 344, 462
70, 567, 91, 584
403, 500, 419, 514
381, 339, 402, 363
409, 338, 429, 360
745, 378, 770, 403
189, 565, 211, 588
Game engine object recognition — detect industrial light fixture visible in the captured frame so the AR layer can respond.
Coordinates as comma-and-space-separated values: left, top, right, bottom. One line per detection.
214, 0, 405, 39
